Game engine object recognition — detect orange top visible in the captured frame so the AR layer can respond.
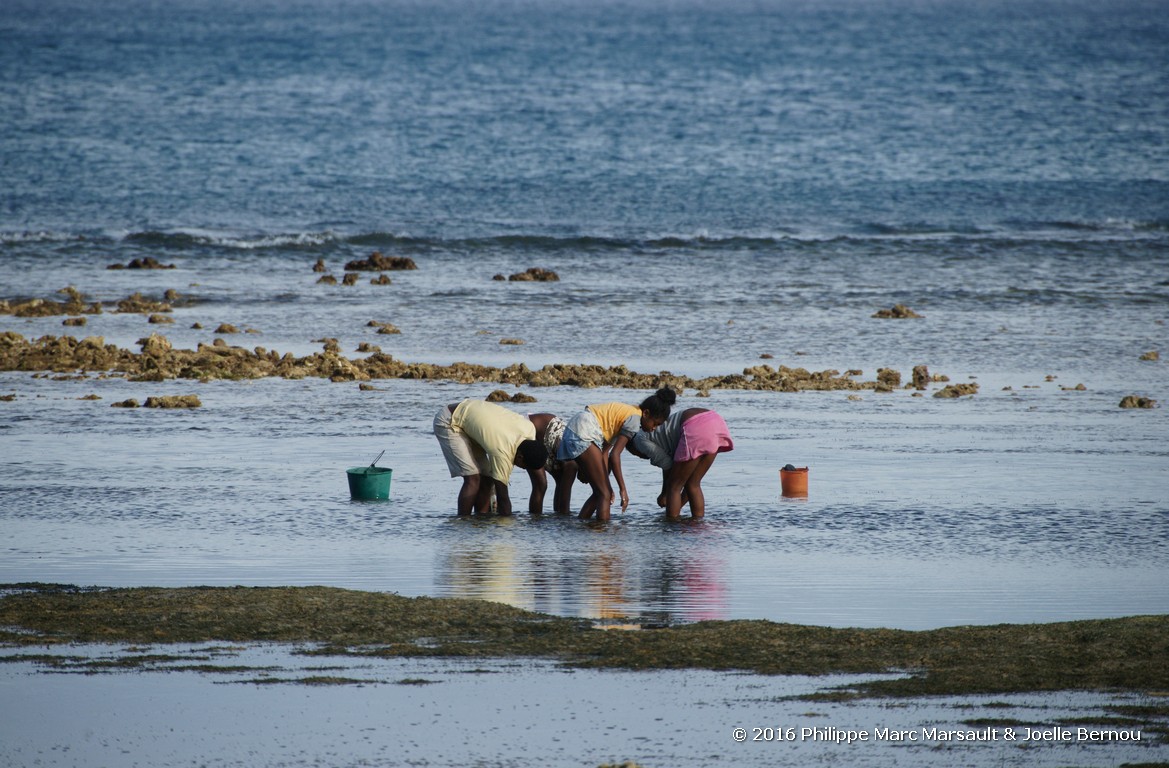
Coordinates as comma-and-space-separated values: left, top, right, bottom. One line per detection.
586, 402, 641, 442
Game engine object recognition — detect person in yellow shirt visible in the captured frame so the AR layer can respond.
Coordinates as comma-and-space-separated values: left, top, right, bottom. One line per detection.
556, 387, 676, 521
433, 399, 548, 516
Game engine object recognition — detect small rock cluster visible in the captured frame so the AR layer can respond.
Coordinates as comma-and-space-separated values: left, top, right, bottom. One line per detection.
343, 252, 417, 271
493, 267, 560, 282
107, 257, 176, 270
872, 304, 924, 319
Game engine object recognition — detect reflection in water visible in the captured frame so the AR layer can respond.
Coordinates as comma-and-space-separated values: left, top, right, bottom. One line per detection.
442, 543, 523, 608
435, 517, 730, 624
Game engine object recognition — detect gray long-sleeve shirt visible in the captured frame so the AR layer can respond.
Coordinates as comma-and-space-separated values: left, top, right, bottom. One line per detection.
632, 410, 686, 469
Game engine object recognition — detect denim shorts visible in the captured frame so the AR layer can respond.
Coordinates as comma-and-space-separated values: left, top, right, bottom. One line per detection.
556, 410, 604, 461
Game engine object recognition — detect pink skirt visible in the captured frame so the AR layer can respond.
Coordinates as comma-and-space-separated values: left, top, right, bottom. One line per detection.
674, 411, 734, 463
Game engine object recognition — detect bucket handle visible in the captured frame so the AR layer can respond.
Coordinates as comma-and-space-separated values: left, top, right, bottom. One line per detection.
370, 449, 385, 468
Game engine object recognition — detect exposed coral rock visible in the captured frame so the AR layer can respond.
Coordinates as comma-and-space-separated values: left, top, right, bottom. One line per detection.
148, 313, 174, 324
876, 367, 901, 391
486, 389, 537, 403
63, 317, 87, 327
111, 398, 140, 408
144, 395, 201, 408
370, 274, 392, 285
106, 257, 176, 270
1119, 395, 1157, 409
508, 267, 559, 282
214, 324, 239, 334
499, 338, 524, 345
912, 365, 930, 390
316, 275, 337, 285
139, 333, 173, 357
934, 383, 979, 398
872, 304, 923, 319
0, 333, 916, 393
116, 293, 171, 314
492, 274, 506, 281
344, 252, 417, 271
1139, 350, 1160, 361
2, 287, 100, 317
342, 273, 359, 286
312, 259, 327, 273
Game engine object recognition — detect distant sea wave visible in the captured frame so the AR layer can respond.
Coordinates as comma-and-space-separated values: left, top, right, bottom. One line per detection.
4, 219, 1168, 252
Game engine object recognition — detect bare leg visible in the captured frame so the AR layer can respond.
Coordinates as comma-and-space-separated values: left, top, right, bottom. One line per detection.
575, 445, 613, 521
664, 458, 699, 521
553, 461, 577, 514
457, 475, 481, 517
473, 475, 495, 515
683, 454, 717, 519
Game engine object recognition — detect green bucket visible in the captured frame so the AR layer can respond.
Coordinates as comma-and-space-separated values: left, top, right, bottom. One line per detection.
346, 466, 393, 500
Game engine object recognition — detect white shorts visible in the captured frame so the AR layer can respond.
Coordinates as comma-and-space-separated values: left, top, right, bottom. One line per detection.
433, 405, 488, 478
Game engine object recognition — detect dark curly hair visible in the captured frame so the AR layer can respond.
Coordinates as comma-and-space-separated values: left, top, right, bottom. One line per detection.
639, 386, 677, 421
517, 439, 548, 470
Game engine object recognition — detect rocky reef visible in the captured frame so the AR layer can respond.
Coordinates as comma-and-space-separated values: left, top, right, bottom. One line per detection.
0, 332, 904, 393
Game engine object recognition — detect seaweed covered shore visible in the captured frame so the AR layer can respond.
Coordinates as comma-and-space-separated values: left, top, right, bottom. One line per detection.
3, 584, 1167, 700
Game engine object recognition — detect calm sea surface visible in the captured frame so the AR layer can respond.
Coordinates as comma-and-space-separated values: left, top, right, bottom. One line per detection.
2, 0, 1168, 630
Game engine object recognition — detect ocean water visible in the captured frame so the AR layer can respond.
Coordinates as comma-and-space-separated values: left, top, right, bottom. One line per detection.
2, 0, 1169, 631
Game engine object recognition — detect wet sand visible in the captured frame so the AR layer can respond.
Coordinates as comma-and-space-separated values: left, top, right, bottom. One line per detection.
2, 647, 1163, 768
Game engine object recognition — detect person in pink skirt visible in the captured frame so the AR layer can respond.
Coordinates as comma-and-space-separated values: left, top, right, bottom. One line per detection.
630, 407, 733, 521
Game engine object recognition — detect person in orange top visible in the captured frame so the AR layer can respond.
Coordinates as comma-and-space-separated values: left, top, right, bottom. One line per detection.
556, 387, 676, 521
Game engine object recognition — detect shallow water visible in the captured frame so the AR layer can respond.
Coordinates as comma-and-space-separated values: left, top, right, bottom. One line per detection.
0, 644, 1163, 768
3, 367, 1166, 630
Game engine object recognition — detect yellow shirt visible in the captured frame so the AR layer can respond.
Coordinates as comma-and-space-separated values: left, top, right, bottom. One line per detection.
450, 400, 536, 484
586, 402, 641, 443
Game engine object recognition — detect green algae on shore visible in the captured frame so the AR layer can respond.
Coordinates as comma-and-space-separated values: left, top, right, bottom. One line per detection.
2, 584, 1167, 700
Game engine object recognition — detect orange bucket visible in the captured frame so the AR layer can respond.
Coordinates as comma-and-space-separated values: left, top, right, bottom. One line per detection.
780, 465, 809, 497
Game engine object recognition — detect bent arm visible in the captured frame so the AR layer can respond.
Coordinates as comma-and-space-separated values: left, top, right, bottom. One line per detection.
609, 433, 631, 511
494, 479, 513, 516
